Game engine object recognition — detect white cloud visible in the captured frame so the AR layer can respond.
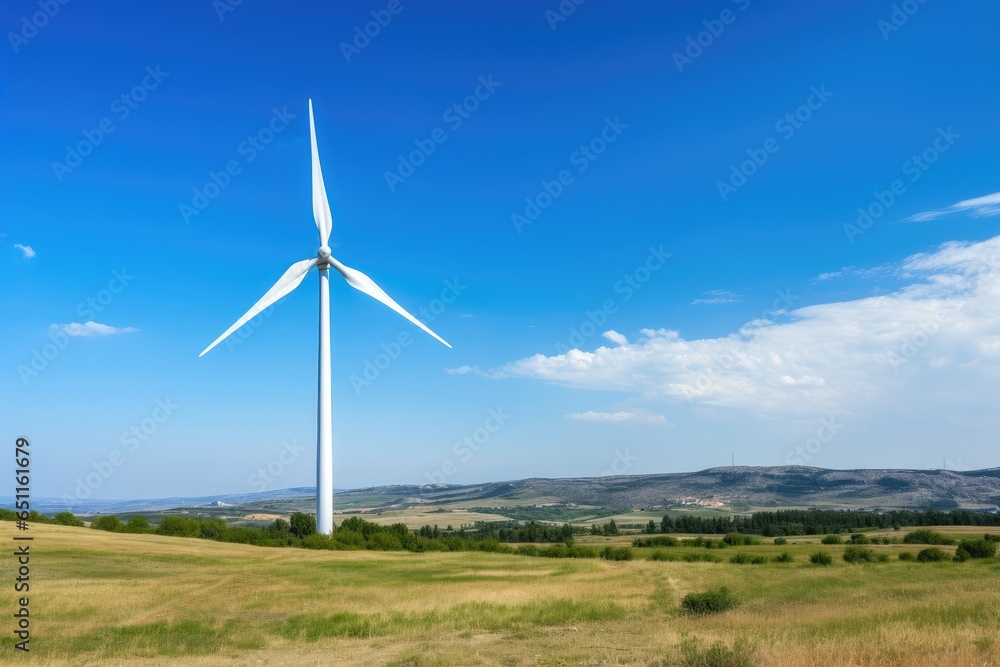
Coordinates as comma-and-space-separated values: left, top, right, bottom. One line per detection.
14, 243, 35, 259
908, 191, 1000, 222
603, 330, 628, 346
691, 289, 739, 305
489, 235, 1000, 414
565, 410, 669, 424
813, 266, 888, 282
51, 321, 138, 337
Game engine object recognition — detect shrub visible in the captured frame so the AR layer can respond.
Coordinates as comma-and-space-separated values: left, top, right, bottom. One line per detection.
518, 545, 539, 557
773, 537, 788, 546
682, 536, 725, 549
843, 546, 878, 563
90, 515, 124, 532
954, 539, 997, 561
649, 550, 678, 562
199, 518, 228, 540
903, 529, 955, 546
301, 534, 337, 550
821, 534, 843, 545
330, 530, 366, 550
268, 518, 290, 534
537, 544, 598, 559
600, 546, 634, 561
898, 551, 915, 561
847, 533, 872, 545
633, 535, 680, 548
682, 552, 721, 563
681, 587, 738, 614
722, 533, 760, 546
675, 638, 754, 667
53, 511, 84, 527
984, 533, 1000, 543
773, 552, 794, 563
916, 548, 949, 562
729, 552, 766, 565
290, 512, 317, 538
810, 551, 833, 565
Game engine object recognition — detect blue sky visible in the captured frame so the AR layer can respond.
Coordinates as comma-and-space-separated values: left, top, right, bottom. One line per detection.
2, 1, 999, 500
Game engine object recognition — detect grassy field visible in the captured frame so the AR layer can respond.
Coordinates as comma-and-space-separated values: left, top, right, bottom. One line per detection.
2, 523, 999, 666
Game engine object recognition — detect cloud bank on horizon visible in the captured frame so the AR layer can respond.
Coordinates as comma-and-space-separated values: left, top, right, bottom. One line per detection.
479, 233, 1000, 417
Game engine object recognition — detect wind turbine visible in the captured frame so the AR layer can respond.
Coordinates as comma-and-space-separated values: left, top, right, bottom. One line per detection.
199, 100, 451, 535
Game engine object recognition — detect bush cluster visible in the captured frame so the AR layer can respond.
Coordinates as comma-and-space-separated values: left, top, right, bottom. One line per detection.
955, 539, 997, 561
916, 548, 949, 562
842, 546, 889, 563
810, 551, 833, 565
681, 587, 738, 614
903, 529, 956, 546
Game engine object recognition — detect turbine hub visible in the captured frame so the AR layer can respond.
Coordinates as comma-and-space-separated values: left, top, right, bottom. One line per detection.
318, 245, 331, 260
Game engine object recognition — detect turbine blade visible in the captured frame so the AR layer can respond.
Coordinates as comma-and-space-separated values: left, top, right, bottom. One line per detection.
328, 257, 452, 348
309, 99, 333, 247
199, 258, 318, 357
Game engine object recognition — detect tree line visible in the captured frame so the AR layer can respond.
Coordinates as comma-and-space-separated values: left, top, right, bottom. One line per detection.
654, 508, 1000, 536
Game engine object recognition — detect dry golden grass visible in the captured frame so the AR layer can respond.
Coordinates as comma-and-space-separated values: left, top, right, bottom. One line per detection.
1, 522, 998, 666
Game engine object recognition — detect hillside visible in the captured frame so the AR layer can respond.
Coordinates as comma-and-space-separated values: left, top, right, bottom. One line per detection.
22, 465, 1000, 517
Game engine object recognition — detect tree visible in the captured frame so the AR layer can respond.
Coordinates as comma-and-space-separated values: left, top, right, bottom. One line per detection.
603, 519, 619, 536
91, 515, 124, 532
126, 515, 150, 532
269, 518, 290, 533
290, 512, 317, 538
53, 511, 84, 527
157, 516, 202, 538
644, 520, 657, 534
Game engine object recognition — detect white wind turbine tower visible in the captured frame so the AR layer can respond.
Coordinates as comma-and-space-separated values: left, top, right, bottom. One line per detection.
199, 100, 451, 534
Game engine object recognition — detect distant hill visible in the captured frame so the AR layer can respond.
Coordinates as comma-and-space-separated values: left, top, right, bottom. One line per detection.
16, 465, 999, 516
368, 466, 1000, 512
